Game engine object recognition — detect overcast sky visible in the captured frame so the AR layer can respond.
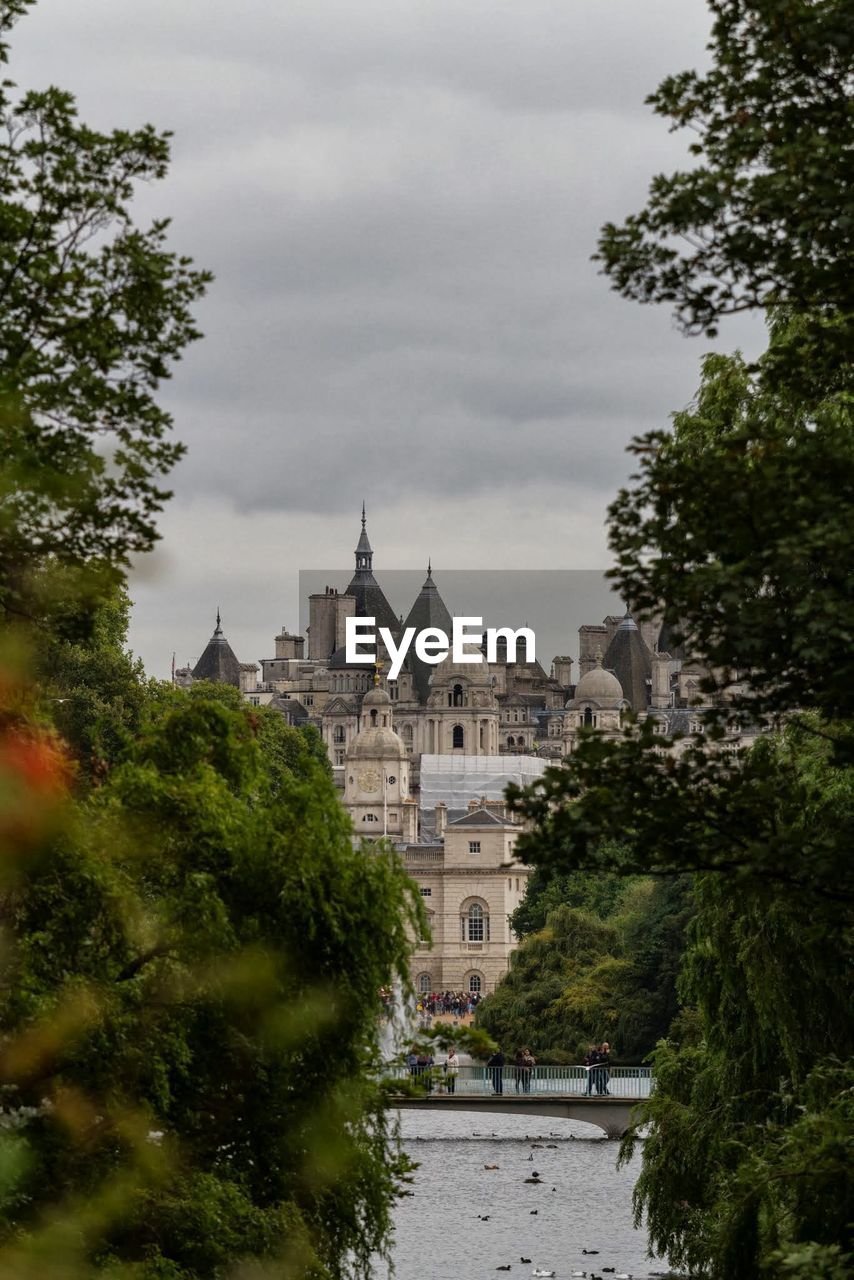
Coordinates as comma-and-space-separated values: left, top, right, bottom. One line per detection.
12, 1, 764, 674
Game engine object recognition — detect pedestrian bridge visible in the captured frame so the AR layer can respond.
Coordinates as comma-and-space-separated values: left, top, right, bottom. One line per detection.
387, 1065, 652, 1140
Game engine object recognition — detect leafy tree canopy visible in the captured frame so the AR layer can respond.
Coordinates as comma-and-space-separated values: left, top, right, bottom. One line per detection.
596, 0, 854, 396
0, 0, 210, 628
477, 875, 691, 1064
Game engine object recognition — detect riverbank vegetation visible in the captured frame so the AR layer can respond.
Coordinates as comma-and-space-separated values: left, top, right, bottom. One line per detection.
501, 3, 854, 1276
476, 871, 691, 1064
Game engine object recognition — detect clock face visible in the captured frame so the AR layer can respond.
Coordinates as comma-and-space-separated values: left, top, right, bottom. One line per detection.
358, 769, 381, 793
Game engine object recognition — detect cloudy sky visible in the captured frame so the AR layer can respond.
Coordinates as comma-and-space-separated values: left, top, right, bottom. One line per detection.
12, 1, 763, 675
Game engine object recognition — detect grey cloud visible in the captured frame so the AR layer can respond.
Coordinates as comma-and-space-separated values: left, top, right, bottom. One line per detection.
8, 1, 766, 673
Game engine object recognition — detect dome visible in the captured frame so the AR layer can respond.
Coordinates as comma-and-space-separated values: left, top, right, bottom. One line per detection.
362, 684, 392, 708
348, 726, 406, 759
571, 654, 624, 708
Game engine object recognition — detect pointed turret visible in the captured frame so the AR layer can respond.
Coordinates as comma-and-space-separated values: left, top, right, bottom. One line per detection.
403, 563, 453, 703
343, 504, 399, 635
602, 611, 652, 710
192, 611, 242, 687
355, 500, 373, 573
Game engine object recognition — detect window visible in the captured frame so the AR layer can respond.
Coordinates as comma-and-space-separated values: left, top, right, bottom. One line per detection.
507, 736, 515, 747
583, 706, 593, 726
364, 813, 377, 823
468, 841, 481, 854
468, 974, 482, 993
304, 694, 313, 706
452, 724, 464, 749
420, 887, 432, 897
333, 726, 345, 744
418, 973, 432, 994
388, 811, 398, 822
453, 683, 464, 707
388, 681, 398, 701
334, 750, 344, 765
464, 902, 489, 942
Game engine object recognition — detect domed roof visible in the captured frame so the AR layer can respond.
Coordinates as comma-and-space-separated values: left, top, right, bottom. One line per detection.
348, 725, 406, 759
348, 682, 405, 758
362, 684, 391, 708
571, 653, 624, 708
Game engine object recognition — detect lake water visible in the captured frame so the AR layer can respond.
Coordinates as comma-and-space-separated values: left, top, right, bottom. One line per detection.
386, 1110, 671, 1280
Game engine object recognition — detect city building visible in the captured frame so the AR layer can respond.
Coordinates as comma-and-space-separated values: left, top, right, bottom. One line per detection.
175, 506, 759, 991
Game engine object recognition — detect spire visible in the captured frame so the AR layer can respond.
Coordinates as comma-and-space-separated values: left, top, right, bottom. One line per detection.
214, 607, 223, 637
427, 556, 432, 578
354, 503, 373, 574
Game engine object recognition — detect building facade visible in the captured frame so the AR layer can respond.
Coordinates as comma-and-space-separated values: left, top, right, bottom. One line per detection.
176, 507, 759, 992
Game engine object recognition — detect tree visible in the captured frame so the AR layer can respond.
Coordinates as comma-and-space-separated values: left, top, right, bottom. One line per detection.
478, 876, 691, 1063
0, 684, 426, 1279
606, 344, 854, 729
506, 4, 854, 1273
0, 0, 210, 628
596, 0, 854, 397
0, 6, 428, 1275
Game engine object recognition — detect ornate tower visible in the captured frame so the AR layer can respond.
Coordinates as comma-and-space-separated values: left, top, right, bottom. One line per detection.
343, 685, 417, 841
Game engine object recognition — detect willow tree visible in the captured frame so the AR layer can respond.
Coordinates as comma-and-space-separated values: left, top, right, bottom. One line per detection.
511, 3, 854, 1275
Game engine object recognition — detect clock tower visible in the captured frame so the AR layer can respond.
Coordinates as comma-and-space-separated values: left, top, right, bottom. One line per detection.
343, 684, 417, 842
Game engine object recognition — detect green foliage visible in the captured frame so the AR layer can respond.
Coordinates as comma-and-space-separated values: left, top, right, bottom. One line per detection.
525, 7, 854, 1271
510, 857, 627, 937
606, 345, 854, 727
38, 589, 154, 782
623, 873, 853, 1278
0, 2, 210, 627
0, 9, 426, 1276
596, 1, 854, 395
476, 875, 692, 1063
0, 679, 427, 1278
511, 715, 854, 905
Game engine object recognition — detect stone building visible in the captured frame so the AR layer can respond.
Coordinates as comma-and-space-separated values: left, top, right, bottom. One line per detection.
175, 507, 760, 993
400, 800, 531, 995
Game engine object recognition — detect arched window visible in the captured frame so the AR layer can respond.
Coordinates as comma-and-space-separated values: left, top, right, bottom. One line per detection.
507, 735, 515, 747
418, 973, 432, 994
583, 706, 593, 726
333, 725, 345, 744
452, 724, 464, 749
370, 708, 377, 726
401, 723, 413, 742
453, 683, 464, 707
463, 902, 489, 942
468, 973, 482, 993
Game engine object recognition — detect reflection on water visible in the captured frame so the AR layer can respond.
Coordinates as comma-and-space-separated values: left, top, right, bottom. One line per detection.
386, 1111, 673, 1280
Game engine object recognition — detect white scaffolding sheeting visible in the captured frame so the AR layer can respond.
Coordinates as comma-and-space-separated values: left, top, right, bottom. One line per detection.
418, 754, 548, 810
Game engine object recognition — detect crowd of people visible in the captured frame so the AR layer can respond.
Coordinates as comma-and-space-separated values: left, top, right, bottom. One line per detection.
403, 1040, 614, 1097
415, 990, 483, 1020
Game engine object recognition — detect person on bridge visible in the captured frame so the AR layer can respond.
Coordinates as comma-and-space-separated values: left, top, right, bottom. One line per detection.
518, 1048, 535, 1094
584, 1044, 598, 1095
487, 1049, 505, 1094
594, 1043, 612, 1095
445, 1046, 460, 1094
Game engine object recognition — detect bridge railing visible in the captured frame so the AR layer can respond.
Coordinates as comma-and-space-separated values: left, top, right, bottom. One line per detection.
393, 1064, 652, 1098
